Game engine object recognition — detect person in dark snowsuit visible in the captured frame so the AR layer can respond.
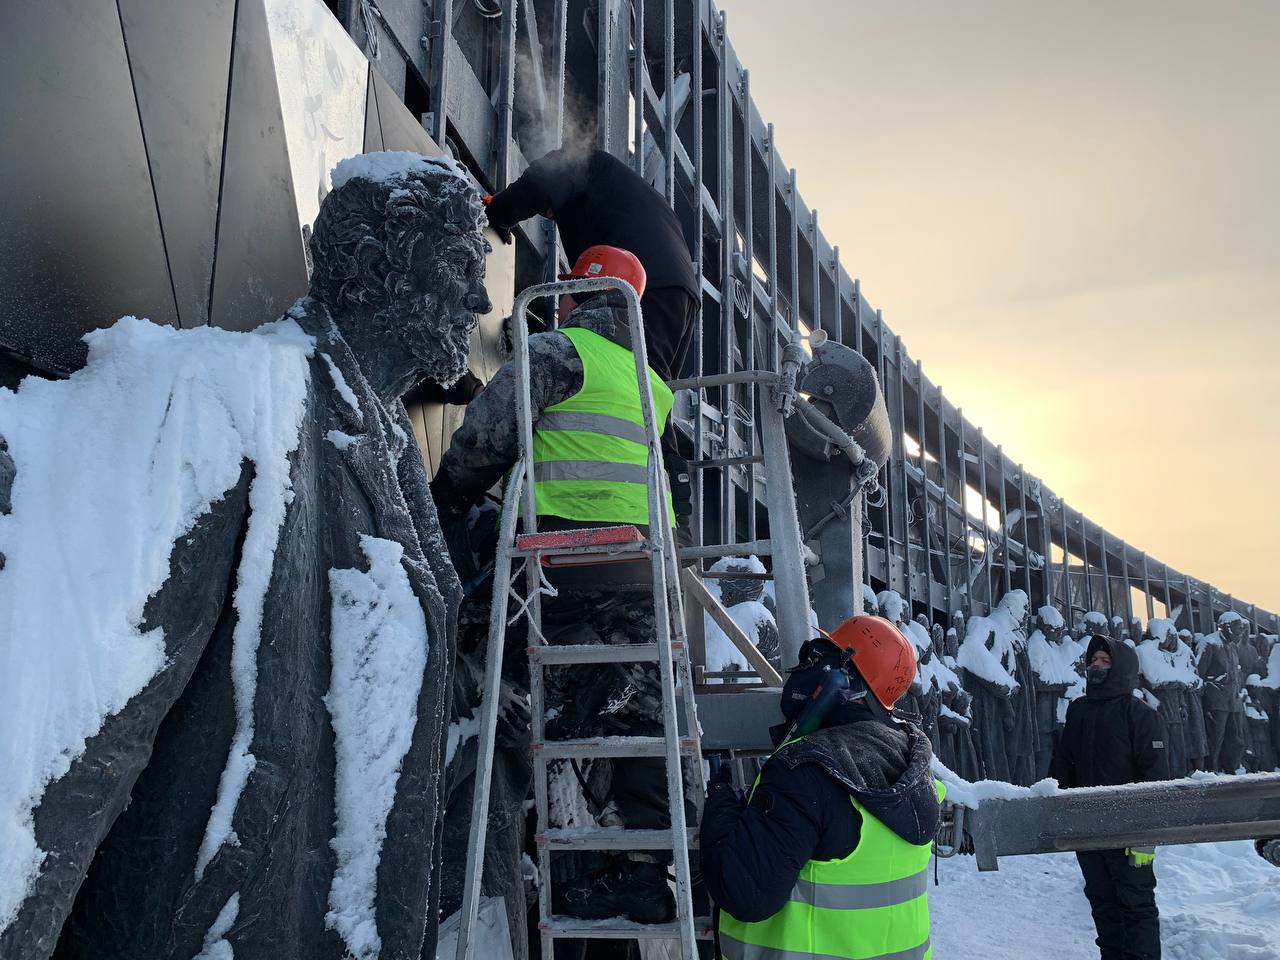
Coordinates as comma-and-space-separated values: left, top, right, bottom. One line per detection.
484, 147, 700, 545
433, 247, 684, 935
1052, 635, 1169, 960
701, 616, 943, 960
484, 147, 699, 382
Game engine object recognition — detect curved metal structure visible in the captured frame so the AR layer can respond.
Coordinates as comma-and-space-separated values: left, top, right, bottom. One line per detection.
1, 0, 1272, 637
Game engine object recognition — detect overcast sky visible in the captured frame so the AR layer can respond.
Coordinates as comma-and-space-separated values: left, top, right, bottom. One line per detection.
717, 0, 1280, 614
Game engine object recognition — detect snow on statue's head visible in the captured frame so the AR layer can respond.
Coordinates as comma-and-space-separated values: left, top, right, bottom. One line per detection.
309, 152, 492, 394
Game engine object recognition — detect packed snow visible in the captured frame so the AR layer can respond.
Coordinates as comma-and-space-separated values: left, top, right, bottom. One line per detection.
931, 840, 1280, 959
331, 150, 470, 189
1135, 636, 1199, 687
194, 893, 240, 960
325, 536, 431, 960
701, 556, 777, 681
956, 590, 1029, 689
0, 316, 313, 930
1028, 628, 1084, 685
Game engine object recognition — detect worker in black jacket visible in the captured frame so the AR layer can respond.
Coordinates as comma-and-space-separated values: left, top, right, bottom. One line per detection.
701, 616, 943, 960
1052, 635, 1169, 960
484, 146, 699, 382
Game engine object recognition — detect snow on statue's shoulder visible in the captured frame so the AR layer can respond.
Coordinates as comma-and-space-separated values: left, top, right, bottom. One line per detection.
956, 594, 1028, 690
0, 315, 313, 931
331, 150, 469, 189
1028, 630, 1082, 685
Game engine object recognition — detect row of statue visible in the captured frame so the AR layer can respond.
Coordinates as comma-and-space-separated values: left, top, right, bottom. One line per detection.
860, 588, 1280, 784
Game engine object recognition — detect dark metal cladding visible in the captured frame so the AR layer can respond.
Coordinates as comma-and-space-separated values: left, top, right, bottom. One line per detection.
208, 0, 309, 332
0, 0, 177, 373
116, 0, 237, 329
362, 64, 386, 152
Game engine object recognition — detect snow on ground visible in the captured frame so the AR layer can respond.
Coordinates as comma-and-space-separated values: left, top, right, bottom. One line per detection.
0, 316, 313, 930
932, 840, 1280, 960
325, 535, 430, 960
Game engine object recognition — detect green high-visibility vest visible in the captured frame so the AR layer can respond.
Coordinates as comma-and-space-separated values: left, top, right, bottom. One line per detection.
532, 325, 675, 526
717, 747, 945, 960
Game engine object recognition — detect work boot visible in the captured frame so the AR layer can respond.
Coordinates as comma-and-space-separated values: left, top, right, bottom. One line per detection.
555, 859, 675, 923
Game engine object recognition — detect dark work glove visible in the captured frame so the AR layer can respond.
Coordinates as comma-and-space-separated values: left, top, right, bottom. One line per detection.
706, 761, 743, 806
493, 225, 513, 245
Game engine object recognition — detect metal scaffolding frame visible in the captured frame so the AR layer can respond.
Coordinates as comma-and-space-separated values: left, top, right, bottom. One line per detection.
351, 0, 1278, 638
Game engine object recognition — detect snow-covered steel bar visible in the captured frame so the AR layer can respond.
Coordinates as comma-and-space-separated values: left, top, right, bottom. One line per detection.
961, 773, 1280, 872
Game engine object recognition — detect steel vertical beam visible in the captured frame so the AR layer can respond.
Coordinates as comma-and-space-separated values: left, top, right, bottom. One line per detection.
663, 0, 675, 206
632, 0, 644, 174
916, 359, 933, 615
1017, 464, 1032, 599
958, 412, 972, 615
893, 336, 912, 607
740, 68, 756, 542
977, 428, 990, 611
852, 278, 863, 355
1099, 529, 1113, 623
831, 247, 843, 344
997, 446, 1011, 597
716, 9, 736, 545
765, 123, 779, 370
789, 169, 800, 337
428, 0, 454, 146
937, 386, 953, 618
1119, 540, 1134, 627
690, 0, 704, 549
1142, 553, 1154, 620
1081, 515, 1094, 615
1059, 499, 1070, 616
810, 209, 821, 336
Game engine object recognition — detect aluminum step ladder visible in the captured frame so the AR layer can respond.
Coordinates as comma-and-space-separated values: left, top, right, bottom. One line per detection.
455, 277, 709, 960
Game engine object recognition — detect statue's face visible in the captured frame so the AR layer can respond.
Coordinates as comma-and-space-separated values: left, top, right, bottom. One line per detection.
1221, 618, 1247, 644
1159, 632, 1178, 653
931, 624, 945, 656
944, 628, 959, 659
403, 229, 492, 382
1038, 618, 1064, 644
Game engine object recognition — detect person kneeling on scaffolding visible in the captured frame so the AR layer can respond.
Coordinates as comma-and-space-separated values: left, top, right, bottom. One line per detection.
701, 616, 944, 960
432, 244, 689, 924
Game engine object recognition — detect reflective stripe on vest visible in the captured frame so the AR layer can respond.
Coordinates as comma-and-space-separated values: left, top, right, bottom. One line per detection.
532, 325, 674, 526
717, 739, 945, 960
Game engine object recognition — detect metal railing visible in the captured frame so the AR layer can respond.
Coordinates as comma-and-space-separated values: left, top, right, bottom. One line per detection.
345, 0, 1277, 637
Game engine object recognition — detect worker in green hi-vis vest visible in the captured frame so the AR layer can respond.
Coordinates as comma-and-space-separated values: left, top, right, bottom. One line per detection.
701, 615, 945, 960
433, 245, 690, 929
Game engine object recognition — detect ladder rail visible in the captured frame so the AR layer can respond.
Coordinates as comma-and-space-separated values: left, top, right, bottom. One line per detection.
504, 276, 703, 959
455, 465, 526, 960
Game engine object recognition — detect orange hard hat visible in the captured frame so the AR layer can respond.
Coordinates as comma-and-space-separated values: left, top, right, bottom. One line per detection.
558, 245, 647, 298
825, 615, 917, 711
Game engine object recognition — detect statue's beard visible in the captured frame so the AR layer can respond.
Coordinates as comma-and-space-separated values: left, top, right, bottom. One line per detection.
399, 303, 479, 388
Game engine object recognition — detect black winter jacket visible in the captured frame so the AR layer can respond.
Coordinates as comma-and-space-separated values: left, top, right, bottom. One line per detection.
1050, 636, 1170, 788
485, 148, 698, 298
700, 716, 940, 923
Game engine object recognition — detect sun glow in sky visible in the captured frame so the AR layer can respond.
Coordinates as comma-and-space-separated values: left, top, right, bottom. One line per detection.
718, 0, 1280, 613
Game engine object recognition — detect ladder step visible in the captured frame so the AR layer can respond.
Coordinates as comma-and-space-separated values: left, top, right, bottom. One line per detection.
533, 736, 699, 760
540, 916, 714, 940
531, 643, 675, 665
689, 454, 763, 469
536, 827, 699, 850
678, 539, 772, 560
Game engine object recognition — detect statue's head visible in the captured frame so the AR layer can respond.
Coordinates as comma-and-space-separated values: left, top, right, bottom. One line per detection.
944, 627, 959, 660
1217, 612, 1247, 644
1035, 609, 1065, 645
931, 623, 945, 657
309, 153, 492, 389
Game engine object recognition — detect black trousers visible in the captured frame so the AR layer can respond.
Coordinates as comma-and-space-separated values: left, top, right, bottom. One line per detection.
1076, 850, 1160, 960
640, 286, 698, 382
1205, 709, 1246, 772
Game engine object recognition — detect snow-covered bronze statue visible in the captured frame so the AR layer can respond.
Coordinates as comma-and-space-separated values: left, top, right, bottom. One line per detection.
956, 592, 1028, 783
0, 152, 490, 960
1135, 620, 1197, 777
1199, 611, 1249, 772
1027, 606, 1080, 779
